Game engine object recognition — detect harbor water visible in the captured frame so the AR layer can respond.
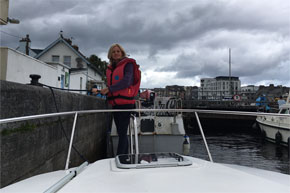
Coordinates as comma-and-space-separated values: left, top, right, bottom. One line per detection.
188, 130, 290, 175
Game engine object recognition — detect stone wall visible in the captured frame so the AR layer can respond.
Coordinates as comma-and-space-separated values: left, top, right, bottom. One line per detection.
0, 80, 110, 188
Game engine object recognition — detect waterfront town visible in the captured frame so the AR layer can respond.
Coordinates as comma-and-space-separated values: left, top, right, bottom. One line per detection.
1, 33, 289, 111
1, 1, 289, 110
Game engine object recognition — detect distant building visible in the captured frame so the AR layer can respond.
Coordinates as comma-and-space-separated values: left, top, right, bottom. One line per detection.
199, 76, 241, 100
184, 86, 198, 100
255, 84, 289, 103
165, 85, 185, 99
153, 88, 166, 97
241, 85, 259, 101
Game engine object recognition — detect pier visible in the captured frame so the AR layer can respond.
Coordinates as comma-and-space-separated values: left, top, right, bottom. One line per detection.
182, 100, 258, 134
0, 80, 109, 188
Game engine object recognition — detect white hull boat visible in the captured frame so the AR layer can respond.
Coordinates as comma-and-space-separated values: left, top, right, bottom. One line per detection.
1, 108, 290, 193
111, 97, 187, 155
2, 154, 290, 193
256, 98, 290, 146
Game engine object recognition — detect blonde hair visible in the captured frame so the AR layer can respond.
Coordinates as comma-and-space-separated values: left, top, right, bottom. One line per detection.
107, 43, 127, 63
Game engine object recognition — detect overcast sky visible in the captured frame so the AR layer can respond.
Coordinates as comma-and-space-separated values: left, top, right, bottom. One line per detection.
1, 0, 289, 88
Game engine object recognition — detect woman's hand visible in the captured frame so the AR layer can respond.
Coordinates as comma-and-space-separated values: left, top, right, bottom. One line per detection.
92, 88, 99, 94
100, 87, 109, 95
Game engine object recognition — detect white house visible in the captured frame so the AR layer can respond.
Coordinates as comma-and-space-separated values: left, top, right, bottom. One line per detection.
34, 34, 104, 93
14, 33, 104, 93
0, 47, 69, 88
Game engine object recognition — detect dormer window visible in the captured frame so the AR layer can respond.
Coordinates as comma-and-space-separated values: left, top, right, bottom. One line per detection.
52, 55, 59, 62
64, 56, 71, 67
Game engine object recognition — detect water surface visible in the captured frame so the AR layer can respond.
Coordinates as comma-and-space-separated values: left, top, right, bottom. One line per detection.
188, 131, 290, 175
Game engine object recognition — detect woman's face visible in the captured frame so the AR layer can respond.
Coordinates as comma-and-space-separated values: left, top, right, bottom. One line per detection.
111, 46, 123, 61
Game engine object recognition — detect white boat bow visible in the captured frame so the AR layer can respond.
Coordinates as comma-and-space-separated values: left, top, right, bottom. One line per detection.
2, 156, 290, 193
1, 108, 290, 193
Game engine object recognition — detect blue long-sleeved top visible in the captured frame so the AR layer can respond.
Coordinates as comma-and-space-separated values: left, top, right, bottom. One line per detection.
108, 63, 133, 93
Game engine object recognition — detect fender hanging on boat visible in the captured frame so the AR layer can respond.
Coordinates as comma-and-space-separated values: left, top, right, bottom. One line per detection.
275, 131, 282, 144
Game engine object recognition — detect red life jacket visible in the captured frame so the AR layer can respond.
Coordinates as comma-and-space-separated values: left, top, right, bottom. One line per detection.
106, 57, 141, 106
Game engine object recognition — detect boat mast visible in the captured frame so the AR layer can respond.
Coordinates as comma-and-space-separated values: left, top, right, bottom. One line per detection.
229, 48, 232, 97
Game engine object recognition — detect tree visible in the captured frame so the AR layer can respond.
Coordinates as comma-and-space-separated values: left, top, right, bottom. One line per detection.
88, 54, 108, 81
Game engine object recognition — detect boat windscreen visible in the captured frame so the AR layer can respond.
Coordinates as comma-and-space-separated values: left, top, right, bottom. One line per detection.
115, 152, 192, 169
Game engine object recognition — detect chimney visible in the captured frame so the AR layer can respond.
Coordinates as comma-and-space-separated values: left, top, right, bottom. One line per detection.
72, 45, 79, 51
59, 30, 63, 38
64, 38, 72, 45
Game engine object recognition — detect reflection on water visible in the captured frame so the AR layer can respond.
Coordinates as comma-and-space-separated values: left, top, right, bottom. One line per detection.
189, 132, 290, 175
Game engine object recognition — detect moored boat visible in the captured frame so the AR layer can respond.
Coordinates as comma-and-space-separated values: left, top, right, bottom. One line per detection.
110, 97, 187, 155
256, 93, 290, 146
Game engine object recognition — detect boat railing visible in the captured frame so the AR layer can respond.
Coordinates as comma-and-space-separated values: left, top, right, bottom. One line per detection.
2, 109, 289, 126
194, 112, 213, 162
129, 114, 139, 155
43, 161, 88, 193
1, 109, 290, 169
2, 109, 290, 193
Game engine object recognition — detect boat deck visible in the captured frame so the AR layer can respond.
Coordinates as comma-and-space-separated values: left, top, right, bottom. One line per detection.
3, 156, 290, 193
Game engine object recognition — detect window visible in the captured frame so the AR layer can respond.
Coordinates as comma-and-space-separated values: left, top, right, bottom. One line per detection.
63, 56, 71, 66
280, 109, 289, 114
52, 55, 59, 62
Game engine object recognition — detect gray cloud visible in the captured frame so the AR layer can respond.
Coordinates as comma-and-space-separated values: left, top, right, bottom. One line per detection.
2, 0, 289, 87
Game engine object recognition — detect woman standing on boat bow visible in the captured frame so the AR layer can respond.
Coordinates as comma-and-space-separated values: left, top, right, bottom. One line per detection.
92, 43, 140, 155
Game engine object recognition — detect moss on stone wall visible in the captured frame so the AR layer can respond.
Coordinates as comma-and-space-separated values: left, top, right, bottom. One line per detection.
1, 122, 36, 136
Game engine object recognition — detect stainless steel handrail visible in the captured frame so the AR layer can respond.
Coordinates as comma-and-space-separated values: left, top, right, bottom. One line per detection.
195, 112, 213, 162
1, 109, 289, 124
129, 115, 140, 155
1, 108, 289, 171
3, 108, 288, 192
44, 161, 88, 193
132, 115, 139, 155
0, 111, 76, 124
65, 112, 78, 170
129, 119, 134, 154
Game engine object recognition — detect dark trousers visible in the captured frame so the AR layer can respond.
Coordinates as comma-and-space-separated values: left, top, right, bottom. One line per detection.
113, 104, 135, 155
